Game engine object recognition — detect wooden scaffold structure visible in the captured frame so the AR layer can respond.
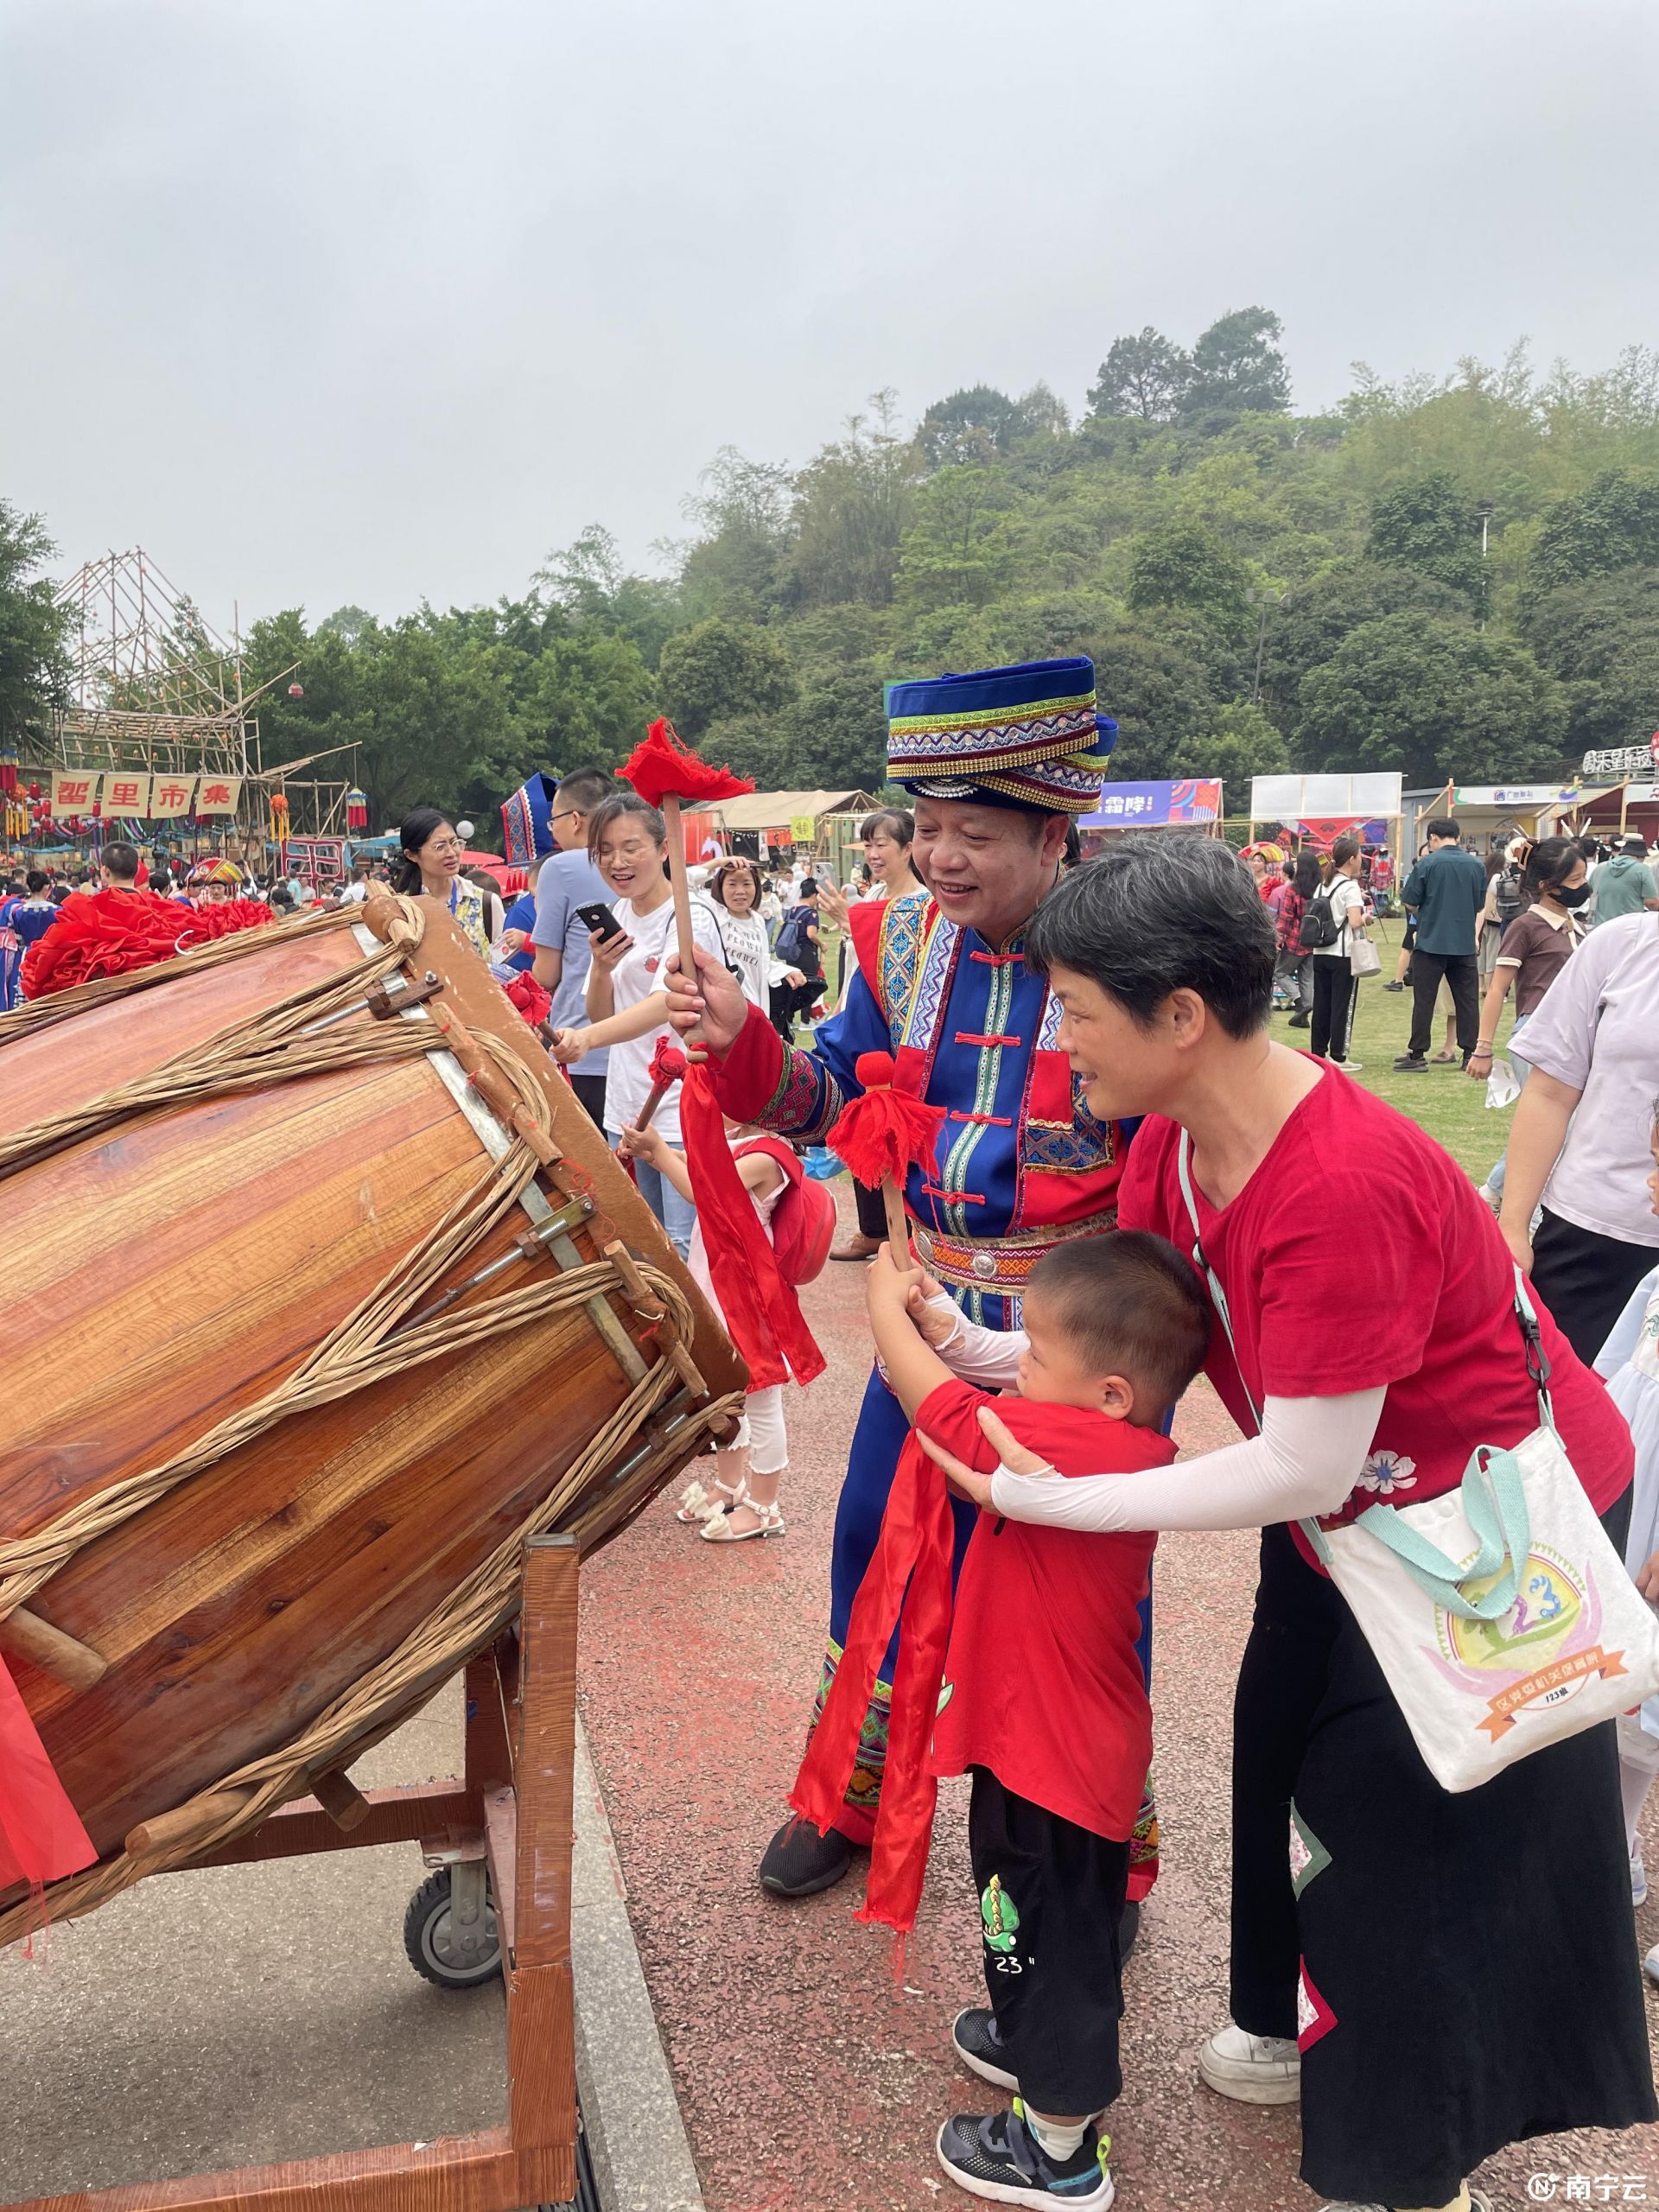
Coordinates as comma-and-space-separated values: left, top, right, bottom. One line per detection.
39, 550, 356, 863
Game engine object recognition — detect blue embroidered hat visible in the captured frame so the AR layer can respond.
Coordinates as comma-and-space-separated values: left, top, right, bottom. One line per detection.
884, 657, 1117, 815
500, 772, 562, 867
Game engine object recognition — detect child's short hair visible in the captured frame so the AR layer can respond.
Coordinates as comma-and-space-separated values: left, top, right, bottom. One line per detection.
1027, 1230, 1211, 1415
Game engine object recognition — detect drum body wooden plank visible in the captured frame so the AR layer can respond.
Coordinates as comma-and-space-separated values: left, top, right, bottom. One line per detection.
0, 893, 745, 1918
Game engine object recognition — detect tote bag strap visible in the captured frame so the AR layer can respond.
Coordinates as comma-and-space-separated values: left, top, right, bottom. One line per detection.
1175, 1130, 1261, 1432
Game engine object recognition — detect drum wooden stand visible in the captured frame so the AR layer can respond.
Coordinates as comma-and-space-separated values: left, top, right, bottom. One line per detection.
10, 1535, 586, 2212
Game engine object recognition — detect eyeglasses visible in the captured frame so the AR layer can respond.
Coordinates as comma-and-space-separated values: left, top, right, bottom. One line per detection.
602, 840, 660, 862
550, 807, 581, 828
423, 836, 462, 856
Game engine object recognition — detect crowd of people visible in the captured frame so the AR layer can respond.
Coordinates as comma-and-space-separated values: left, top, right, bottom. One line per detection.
11, 690, 1659, 2212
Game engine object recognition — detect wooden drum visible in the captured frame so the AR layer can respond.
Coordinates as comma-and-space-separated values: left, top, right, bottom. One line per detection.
0, 890, 745, 1942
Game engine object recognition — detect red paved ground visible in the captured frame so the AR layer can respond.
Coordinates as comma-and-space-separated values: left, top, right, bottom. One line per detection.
580, 1186, 1659, 2212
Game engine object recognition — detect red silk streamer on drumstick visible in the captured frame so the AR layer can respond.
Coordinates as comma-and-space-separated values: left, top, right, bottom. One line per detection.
619, 719, 754, 1039
828, 1051, 945, 1253
678, 1062, 824, 1391
790, 1427, 951, 1938
502, 972, 553, 1030
0, 1649, 97, 1922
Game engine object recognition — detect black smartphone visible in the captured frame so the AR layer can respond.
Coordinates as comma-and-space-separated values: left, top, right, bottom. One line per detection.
575, 901, 623, 941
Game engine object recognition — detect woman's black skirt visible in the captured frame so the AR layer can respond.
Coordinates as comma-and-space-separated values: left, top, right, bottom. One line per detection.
1229, 1507, 1656, 2208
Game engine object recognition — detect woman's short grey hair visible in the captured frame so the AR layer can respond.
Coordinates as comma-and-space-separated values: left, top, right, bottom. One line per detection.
1025, 834, 1275, 1039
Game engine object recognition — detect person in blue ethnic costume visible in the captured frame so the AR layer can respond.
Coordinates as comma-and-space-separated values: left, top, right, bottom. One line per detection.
668, 658, 1158, 1910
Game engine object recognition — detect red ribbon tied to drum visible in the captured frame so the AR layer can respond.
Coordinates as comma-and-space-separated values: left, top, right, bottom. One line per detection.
828, 1052, 946, 1192
618, 717, 754, 809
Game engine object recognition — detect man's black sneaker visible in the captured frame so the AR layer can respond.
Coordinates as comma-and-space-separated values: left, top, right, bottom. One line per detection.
953, 2007, 1018, 2091
757, 1815, 854, 1897
1392, 1053, 1429, 1071
1287, 1010, 1311, 1028
1382, 980, 1404, 992
936, 2107, 1113, 2208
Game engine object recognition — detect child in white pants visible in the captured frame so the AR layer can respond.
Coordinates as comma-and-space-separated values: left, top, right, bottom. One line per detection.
620, 1118, 791, 1541
1593, 1255, 1659, 1973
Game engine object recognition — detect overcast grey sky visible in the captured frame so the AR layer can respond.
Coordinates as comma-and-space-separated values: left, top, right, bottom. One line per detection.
4, 0, 1656, 632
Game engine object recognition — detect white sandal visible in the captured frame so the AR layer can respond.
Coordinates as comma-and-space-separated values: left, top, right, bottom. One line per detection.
680, 1472, 745, 1525
700, 1492, 785, 1542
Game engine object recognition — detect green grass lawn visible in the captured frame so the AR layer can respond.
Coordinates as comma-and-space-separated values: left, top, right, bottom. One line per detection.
1313, 916, 1512, 1183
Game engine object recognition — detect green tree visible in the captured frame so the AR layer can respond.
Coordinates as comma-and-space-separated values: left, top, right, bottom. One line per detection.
1167, 698, 1290, 786
1522, 566, 1659, 756
677, 447, 793, 620
896, 467, 1025, 610
0, 503, 73, 748
1259, 560, 1469, 722
1087, 327, 1192, 423
657, 617, 797, 739
1366, 472, 1485, 605
1090, 620, 1220, 778
1529, 470, 1659, 594
785, 394, 921, 607
1295, 613, 1565, 784
1126, 519, 1252, 645
1179, 308, 1291, 428
918, 386, 1027, 468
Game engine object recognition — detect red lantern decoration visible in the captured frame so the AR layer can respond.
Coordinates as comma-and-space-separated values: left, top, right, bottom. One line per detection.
27, 781, 40, 801
288, 683, 305, 700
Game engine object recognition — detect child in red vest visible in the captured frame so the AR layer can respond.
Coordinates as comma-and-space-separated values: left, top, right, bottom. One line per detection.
620, 1118, 824, 1541
866, 1233, 1210, 2210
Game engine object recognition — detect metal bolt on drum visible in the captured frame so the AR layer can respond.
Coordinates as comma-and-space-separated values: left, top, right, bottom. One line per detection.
403, 1863, 502, 1989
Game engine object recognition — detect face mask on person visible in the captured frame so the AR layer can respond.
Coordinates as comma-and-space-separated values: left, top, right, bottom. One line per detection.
1554, 882, 1592, 909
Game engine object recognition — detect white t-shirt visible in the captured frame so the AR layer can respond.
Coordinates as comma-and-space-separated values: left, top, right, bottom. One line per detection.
601, 892, 728, 1144
1311, 874, 1364, 957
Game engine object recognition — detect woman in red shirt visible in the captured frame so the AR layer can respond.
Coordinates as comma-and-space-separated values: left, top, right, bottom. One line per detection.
919, 835, 1651, 2212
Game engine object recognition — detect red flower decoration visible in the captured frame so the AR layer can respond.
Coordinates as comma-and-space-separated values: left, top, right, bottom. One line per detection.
829, 1051, 946, 1189
619, 717, 754, 809
646, 1036, 688, 1090
503, 971, 553, 1028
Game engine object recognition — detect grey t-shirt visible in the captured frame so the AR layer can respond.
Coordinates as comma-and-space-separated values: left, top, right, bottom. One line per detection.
530, 848, 611, 1075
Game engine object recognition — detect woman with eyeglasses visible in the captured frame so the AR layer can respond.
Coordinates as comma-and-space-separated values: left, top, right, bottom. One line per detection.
392, 806, 489, 960
547, 793, 727, 1257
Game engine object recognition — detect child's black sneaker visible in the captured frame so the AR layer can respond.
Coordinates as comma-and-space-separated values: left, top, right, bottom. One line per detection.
952, 2006, 1018, 2091
936, 2106, 1114, 2208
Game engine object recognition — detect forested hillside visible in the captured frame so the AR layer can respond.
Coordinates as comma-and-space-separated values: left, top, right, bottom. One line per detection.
14, 310, 1659, 836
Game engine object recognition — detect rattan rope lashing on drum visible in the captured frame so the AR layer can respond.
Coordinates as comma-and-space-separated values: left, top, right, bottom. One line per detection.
0, 899, 744, 1942
0, 1285, 741, 1946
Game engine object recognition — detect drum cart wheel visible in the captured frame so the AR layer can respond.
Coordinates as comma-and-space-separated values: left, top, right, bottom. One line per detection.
404, 1861, 502, 1987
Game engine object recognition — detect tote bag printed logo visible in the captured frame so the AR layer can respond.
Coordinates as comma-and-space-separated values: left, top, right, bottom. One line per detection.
1432, 1544, 1629, 1742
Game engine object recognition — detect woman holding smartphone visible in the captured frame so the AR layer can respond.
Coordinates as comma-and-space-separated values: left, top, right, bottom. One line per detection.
547, 792, 726, 1257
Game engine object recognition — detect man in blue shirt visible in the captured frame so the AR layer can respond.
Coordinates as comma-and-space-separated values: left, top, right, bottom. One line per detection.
527, 766, 614, 1129
1394, 818, 1489, 1072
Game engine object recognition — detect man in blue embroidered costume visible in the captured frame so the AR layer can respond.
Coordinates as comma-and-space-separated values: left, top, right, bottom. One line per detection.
666, 658, 1155, 1905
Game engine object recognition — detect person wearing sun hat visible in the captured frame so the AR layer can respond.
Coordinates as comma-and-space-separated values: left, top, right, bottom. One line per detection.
659, 657, 1157, 1907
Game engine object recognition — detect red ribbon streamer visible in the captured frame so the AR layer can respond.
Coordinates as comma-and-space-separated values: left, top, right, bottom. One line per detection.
790, 1430, 954, 1933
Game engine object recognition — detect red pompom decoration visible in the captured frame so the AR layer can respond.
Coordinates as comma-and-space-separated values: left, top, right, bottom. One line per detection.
503, 971, 553, 1028
618, 717, 754, 809
647, 1036, 688, 1090
830, 1051, 946, 1188
22, 889, 273, 999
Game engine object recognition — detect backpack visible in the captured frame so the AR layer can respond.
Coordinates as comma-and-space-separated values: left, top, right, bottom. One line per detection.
774, 904, 817, 969
1493, 868, 1525, 927
735, 1137, 836, 1287
1297, 885, 1341, 952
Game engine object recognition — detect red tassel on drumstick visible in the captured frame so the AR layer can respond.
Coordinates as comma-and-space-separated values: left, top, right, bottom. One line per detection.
828, 1052, 946, 1255
633, 1037, 686, 1133
618, 717, 753, 1042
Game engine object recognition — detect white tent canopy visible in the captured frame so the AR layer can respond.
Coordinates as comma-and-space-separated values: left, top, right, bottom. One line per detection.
1249, 772, 1404, 818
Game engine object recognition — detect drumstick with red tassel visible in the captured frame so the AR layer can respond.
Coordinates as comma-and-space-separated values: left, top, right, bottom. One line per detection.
618, 717, 753, 1047
632, 1037, 687, 1133
828, 1052, 947, 1256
